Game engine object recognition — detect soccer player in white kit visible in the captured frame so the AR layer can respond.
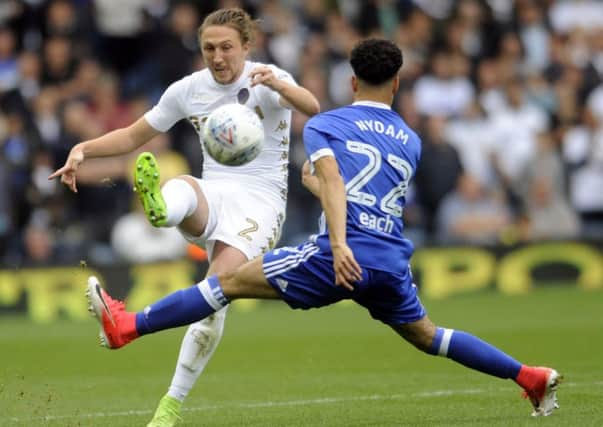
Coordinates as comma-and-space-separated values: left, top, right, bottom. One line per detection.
50, 8, 320, 426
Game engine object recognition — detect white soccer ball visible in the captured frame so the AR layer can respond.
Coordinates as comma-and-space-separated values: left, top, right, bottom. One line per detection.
202, 103, 264, 166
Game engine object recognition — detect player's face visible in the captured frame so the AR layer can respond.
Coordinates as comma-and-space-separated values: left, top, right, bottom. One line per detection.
201, 25, 249, 85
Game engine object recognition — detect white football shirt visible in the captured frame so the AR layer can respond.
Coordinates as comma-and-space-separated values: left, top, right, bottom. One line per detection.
144, 60, 296, 207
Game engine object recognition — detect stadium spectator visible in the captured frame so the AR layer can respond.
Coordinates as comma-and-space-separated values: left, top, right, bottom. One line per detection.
524, 72, 556, 115
2, 110, 39, 231
258, 1, 304, 76
562, 106, 603, 237
155, 2, 200, 89
16, 50, 41, 102
445, 100, 497, 188
476, 58, 506, 115
43, 0, 88, 46
41, 35, 77, 86
447, 0, 499, 61
517, 0, 550, 73
393, 7, 434, 83
549, 0, 603, 35
86, 72, 136, 132
489, 78, 549, 187
588, 83, 603, 123
394, 89, 421, 130
518, 132, 580, 240
0, 158, 14, 256
31, 86, 61, 147
22, 218, 54, 265
91, 0, 152, 75
436, 173, 512, 245
413, 50, 474, 117
0, 26, 19, 92
591, 28, 603, 77
413, 115, 464, 237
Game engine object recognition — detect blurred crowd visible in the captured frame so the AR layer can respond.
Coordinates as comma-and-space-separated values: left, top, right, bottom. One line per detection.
1, 0, 603, 268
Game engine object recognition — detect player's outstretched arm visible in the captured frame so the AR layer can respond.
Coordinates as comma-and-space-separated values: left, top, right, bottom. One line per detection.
49, 117, 160, 192
314, 156, 362, 290
250, 65, 320, 116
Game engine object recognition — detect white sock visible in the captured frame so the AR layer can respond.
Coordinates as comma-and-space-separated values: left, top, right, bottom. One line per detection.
161, 178, 197, 227
166, 306, 227, 401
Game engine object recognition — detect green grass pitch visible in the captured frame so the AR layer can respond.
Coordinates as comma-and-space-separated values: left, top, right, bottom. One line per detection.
1, 286, 602, 426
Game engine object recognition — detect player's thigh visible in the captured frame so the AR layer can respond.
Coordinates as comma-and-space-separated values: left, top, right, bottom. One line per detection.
220, 256, 279, 300
355, 269, 426, 327
175, 175, 210, 236
206, 241, 248, 276
263, 242, 351, 309
188, 179, 285, 261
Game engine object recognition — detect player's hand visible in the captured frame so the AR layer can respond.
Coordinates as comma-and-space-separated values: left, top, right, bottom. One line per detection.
332, 243, 362, 291
301, 160, 320, 197
48, 144, 84, 193
302, 160, 312, 176
250, 66, 282, 91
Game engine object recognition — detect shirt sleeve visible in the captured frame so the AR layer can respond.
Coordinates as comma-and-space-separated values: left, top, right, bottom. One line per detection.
144, 77, 188, 132
303, 117, 334, 163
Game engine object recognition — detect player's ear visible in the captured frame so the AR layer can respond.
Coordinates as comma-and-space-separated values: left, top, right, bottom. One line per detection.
351, 75, 358, 93
392, 75, 400, 94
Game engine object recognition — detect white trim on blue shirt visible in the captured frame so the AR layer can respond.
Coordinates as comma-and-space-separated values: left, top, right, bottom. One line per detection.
310, 148, 335, 163
352, 100, 392, 110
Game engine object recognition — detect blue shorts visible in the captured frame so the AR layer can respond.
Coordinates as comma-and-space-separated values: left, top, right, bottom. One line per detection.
262, 241, 426, 325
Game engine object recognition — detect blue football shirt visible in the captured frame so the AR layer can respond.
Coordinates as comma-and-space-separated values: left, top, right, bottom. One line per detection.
303, 101, 422, 273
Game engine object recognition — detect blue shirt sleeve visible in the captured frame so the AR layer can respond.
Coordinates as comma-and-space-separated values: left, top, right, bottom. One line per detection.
303, 117, 335, 163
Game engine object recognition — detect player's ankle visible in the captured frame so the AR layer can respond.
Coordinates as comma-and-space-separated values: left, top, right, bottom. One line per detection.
118, 311, 139, 343
515, 365, 543, 391
166, 390, 186, 402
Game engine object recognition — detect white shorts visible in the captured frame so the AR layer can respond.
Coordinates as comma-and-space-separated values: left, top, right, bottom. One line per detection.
179, 178, 286, 261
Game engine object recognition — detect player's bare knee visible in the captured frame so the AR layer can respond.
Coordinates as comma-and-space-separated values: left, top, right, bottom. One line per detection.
406, 331, 433, 353
166, 175, 209, 235
174, 175, 198, 190
162, 175, 196, 195
161, 176, 200, 223
392, 317, 437, 353
217, 270, 239, 300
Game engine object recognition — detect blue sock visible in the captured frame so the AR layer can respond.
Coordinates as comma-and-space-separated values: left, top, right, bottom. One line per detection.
429, 327, 522, 379
135, 276, 229, 335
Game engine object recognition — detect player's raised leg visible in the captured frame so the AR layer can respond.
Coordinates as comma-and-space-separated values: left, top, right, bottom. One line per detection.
133, 151, 209, 236
134, 152, 168, 226
86, 276, 139, 348
85, 257, 276, 349
85, 274, 229, 349
392, 317, 562, 417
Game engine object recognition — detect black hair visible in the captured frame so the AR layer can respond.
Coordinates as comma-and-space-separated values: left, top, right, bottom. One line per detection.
350, 39, 403, 86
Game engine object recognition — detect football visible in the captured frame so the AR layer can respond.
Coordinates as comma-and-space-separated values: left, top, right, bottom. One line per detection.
202, 103, 264, 166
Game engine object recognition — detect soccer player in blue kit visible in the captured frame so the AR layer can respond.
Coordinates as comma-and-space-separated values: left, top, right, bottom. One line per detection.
87, 38, 562, 418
